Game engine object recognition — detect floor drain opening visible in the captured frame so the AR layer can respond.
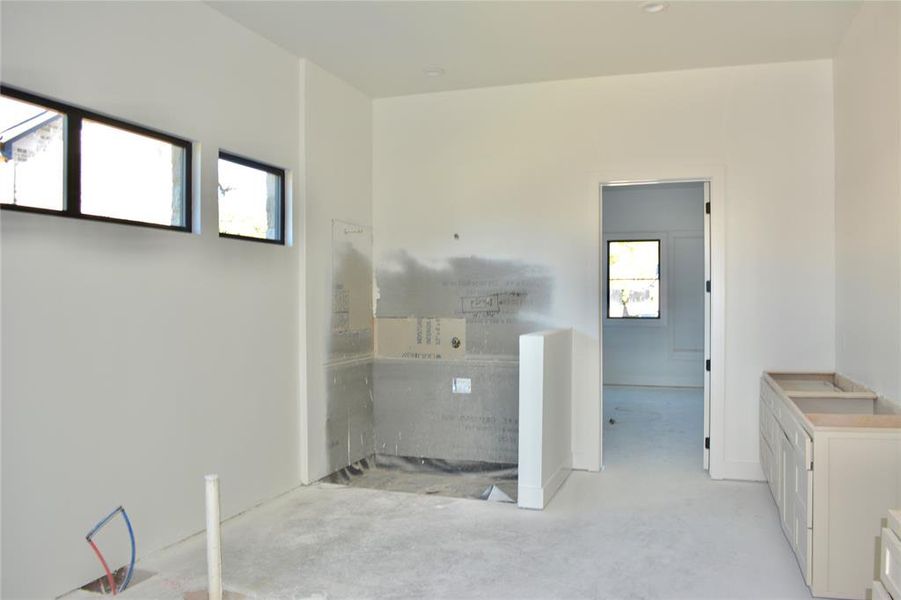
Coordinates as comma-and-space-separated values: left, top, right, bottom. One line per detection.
80, 568, 156, 595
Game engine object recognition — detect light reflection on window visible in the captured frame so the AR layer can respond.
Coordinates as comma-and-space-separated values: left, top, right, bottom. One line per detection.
80, 119, 186, 226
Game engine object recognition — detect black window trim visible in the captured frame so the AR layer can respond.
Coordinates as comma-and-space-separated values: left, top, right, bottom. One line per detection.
217, 150, 286, 245
0, 84, 193, 233
606, 238, 662, 320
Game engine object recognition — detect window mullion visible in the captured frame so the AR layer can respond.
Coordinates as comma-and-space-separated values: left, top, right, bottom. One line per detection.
66, 109, 82, 216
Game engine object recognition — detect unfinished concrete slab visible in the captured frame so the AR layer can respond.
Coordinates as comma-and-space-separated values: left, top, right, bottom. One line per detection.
62, 386, 811, 600
183, 591, 247, 600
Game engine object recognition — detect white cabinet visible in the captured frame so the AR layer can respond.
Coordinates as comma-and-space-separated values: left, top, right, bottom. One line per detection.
873, 580, 893, 600
761, 394, 813, 584
760, 372, 901, 600
881, 510, 901, 600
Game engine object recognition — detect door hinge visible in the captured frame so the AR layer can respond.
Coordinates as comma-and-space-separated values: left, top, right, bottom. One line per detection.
706, 280, 711, 293
705, 437, 710, 450
705, 359, 711, 372
705, 202, 711, 214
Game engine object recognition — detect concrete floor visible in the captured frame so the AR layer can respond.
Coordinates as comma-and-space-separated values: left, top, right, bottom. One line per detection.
66, 386, 812, 599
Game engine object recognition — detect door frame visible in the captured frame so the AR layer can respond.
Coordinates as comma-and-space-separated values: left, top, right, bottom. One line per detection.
596, 165, 726, 479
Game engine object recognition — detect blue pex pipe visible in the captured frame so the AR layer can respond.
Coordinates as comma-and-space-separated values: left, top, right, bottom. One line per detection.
120, 508, 136, 590
86, 506, 137, 592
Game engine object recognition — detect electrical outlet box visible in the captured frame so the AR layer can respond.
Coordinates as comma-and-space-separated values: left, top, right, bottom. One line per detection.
452, 377, 472, 394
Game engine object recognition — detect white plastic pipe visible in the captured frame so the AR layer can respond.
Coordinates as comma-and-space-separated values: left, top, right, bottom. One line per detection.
205, 474, 223, 600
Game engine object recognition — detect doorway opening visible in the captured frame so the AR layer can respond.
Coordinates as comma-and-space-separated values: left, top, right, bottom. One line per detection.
600, 180, 711, 474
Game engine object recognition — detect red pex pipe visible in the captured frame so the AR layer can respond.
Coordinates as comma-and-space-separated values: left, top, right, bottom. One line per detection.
87, 538, 116, 595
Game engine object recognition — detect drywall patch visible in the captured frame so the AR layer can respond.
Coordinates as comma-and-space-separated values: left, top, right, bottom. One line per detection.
375, 317, 465, 360
375, 252, 554, 357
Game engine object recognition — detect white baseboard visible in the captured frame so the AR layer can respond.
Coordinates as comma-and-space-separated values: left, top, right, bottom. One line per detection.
544, 460, 572, 503
715, 459, 765, 482
572, 451, 601, 472
518, 458, 573, 510
517, 484, 544, 509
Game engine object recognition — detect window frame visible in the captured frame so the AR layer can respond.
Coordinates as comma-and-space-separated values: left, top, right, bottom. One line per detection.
606, 237, 663, 321
217, 150, 286, 245
1, 84, 192, 232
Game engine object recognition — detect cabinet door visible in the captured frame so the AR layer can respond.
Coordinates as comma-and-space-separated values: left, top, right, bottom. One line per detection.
795, 498, 812, 585
788, 435, 811, 531
883, 526, 901, 600
779, 431, 795, 537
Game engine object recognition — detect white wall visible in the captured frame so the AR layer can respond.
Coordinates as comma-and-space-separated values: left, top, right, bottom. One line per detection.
373, 60, 836, 481
518, 329, 572, 510
0, 3, 308, 597
571, 330, 602, 471
834, 2, 901, 401
602, 182, 705, 388
302, 62, 373, 483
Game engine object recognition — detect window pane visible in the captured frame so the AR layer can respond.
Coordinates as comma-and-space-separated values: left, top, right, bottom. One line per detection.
0, 96, 65, 210
608, 240, 660, 318
609, 240, 659, 280
80, 119, 186, 226
609, 279, 660, 318
218, 157, 282, 241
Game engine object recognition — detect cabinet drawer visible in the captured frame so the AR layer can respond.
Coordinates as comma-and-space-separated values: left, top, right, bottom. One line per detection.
759, 432, 770, 473
765, 382, 784, 421
872, 580, 893, 600
883, 526, 901, 600
761, 378, 776, 409
760, 398, 776, 450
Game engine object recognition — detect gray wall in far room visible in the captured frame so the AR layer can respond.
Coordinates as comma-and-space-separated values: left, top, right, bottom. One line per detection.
602, 182, 705, 388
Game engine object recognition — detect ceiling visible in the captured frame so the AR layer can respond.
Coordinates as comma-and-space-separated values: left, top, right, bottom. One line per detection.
207, 1, 861, 98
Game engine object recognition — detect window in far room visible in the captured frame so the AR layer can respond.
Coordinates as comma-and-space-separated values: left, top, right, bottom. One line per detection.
607, 239, 661, 319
